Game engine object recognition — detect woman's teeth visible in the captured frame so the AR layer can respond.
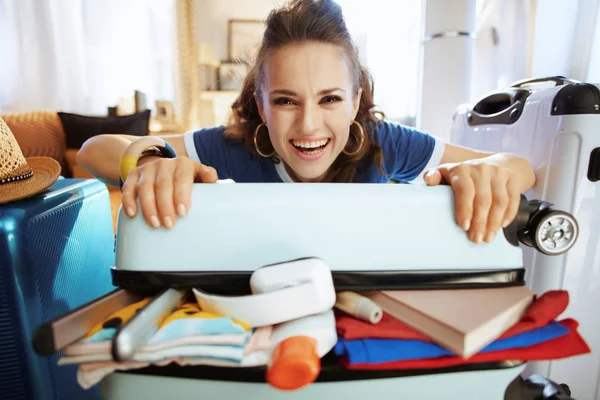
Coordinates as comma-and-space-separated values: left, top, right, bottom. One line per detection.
301, 148, 322, 155
291, 139, 329, 155
292, 139, 329, 149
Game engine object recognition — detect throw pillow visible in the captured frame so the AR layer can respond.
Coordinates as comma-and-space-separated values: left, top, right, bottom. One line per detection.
58, 110, 151, 149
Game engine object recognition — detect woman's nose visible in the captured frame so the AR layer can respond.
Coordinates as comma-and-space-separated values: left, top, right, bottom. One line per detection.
298, 104, 321, 134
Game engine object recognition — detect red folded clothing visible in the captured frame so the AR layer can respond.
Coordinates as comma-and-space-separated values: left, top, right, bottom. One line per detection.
499, 290, 569, 339
341, 319, 590, 370
336, 290, 569, 341
336, 310, 431, 341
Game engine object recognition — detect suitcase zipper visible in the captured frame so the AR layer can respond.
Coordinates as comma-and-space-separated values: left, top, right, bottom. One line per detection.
111, 267, 525, 295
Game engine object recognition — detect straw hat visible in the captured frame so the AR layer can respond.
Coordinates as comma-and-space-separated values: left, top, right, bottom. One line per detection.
0, 117, 61, 205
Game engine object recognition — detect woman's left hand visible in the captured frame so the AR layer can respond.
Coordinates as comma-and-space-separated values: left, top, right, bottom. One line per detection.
424, 160, 522, 244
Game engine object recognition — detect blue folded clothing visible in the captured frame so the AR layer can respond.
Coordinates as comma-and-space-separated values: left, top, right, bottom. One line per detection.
334, 321, 569, 364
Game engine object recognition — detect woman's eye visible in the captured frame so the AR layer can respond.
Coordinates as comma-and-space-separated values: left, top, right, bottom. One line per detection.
273, 97, 295, 106
321, 95, 342, 104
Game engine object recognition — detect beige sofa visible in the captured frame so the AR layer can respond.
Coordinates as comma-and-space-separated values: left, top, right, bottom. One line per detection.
1, 110, 122, 232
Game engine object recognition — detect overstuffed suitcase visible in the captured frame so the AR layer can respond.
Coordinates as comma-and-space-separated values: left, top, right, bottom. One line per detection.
0, 178, 116, 400
32, 183, 579, 399
449, 75, 600, 400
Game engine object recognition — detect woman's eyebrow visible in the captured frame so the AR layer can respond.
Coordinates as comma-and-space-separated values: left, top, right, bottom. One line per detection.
269, 88, 347, 96
270, 89, 298, 96
318, 88, 346, 95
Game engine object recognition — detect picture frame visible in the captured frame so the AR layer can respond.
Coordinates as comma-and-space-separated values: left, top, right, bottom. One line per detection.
155, 100, 174, 121
218, 62, 248, 91
228, 19, 265, 63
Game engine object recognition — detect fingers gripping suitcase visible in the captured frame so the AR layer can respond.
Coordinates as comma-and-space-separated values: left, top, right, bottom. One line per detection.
0, 178, 117, 400
450, 76, 600, 400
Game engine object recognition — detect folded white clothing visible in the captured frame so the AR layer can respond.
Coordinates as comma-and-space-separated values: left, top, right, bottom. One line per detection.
64, 333, 248, 357
59, 344, 246, 365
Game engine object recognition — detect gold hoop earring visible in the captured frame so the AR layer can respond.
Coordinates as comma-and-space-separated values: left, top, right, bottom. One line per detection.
253, 122, 275, 158
343, 120, 365, 156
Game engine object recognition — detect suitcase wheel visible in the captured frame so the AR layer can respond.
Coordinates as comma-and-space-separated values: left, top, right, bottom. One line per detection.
507, 195, 579, 256
532, 210, 579, 256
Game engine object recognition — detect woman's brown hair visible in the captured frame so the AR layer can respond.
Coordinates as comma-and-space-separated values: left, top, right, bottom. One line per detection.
224, 0, 385, 182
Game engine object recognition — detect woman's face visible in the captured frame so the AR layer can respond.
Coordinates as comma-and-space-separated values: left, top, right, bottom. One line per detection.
256, 41, 361, 182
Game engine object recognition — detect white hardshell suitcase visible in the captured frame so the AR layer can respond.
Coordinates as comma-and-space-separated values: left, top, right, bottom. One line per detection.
450, 76, 600, 400
104, 183, 576, 399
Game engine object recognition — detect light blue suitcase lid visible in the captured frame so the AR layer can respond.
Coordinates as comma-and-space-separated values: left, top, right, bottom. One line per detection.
114, 183, 523, 272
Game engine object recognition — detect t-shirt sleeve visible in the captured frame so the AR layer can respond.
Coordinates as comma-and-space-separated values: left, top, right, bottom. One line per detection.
374, 121, 445, 183
183, 126, 234, 179
183, 126, 263, 181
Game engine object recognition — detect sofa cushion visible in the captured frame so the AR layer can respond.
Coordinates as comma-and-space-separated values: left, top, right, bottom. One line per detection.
58, 110, 151, 149
1, 111, 66, 163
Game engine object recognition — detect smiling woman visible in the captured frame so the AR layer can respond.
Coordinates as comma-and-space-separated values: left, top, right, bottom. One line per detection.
77, 0, 535, 246
224, 7, 388, 184
242, 40, 373, 182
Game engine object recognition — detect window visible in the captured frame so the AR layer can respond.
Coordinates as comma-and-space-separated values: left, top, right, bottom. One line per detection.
81, 0, 175, 114
0, 0, 175, 115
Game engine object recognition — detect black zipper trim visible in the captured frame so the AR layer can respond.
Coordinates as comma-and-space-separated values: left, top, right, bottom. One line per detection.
116, 354, 524, 382
111, 267, 525, 296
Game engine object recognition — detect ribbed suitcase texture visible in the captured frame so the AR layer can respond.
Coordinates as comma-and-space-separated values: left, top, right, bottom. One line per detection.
0, 178, 116, 400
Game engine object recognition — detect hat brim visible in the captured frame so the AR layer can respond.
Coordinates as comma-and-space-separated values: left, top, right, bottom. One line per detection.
0, 157, 61, 205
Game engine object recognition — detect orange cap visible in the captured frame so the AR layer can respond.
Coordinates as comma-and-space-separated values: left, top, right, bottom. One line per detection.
266, 335, 321, 391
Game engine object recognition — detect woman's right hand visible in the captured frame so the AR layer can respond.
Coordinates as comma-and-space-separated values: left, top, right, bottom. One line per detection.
121, 156, 218, 229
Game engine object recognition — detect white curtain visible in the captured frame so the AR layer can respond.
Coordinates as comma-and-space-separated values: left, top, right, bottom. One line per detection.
473, 0, 600, 96
577, 0, 600, 82
587, 3, 600, 81
0, 0, 175, 115
0, 0, 87, 113
528, 0, 598, 82
469, 0, 536, 102
81, 0, 175, 115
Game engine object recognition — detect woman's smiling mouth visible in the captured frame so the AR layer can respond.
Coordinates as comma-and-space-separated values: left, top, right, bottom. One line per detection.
289, 138, 331, 160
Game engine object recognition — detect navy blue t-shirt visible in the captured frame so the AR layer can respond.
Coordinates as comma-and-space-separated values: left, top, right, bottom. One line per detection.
183, 120, 444, 183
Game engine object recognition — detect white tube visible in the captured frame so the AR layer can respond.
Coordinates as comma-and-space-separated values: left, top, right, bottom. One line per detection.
269, 310, 338, 358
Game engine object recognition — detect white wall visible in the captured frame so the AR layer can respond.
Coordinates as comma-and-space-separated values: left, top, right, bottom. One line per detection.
195, 0, 285, 63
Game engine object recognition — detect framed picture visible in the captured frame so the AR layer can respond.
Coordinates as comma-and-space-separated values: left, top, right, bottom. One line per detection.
155, 100, 174, 121
228, 19, 265, 63
218, 62, 248, 91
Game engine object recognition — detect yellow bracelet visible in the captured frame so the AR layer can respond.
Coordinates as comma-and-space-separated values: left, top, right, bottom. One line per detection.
119, 137, 177, 189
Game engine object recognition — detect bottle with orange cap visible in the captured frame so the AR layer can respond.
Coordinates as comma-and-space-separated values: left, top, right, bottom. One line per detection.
265, 310, 338, 391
